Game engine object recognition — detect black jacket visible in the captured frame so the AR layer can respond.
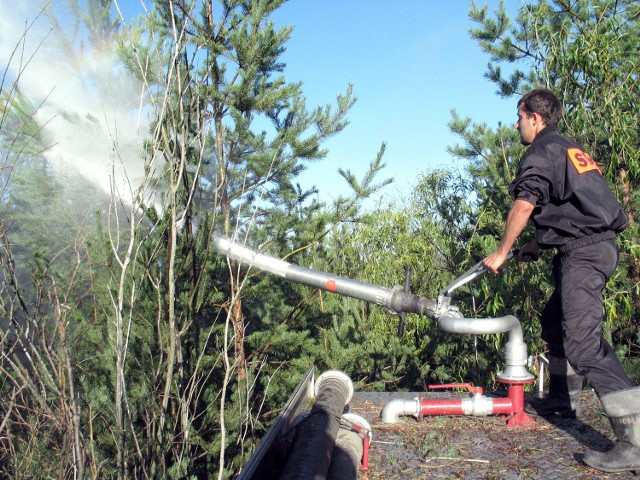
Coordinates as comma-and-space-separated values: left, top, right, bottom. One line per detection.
509, 127, 628, 249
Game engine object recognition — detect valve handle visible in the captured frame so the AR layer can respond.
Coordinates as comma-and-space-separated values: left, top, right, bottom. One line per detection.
439, 250, 517, 298
428, 383, 483, 395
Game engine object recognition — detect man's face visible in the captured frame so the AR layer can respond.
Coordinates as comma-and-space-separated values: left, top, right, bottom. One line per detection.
516, 103, 537, 146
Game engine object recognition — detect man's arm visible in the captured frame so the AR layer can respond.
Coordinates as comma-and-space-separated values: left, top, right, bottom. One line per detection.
482, 199, 535, 274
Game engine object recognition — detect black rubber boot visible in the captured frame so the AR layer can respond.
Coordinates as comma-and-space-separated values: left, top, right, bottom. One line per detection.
525, 355, 584, 418
583, 386, 640, 473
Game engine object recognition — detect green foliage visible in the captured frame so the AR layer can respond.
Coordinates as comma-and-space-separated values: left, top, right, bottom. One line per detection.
0, 0, 374, 477
2, 1, 639, 479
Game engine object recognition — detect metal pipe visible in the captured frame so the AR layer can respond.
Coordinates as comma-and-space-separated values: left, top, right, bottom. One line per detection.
438, 314, 534, 382
537, 354, 549, 397
213, 236, 441, 319
381, 382, 535, 427
381, 314, 535, 426
279, 370, 353, 480
397, 266, 412, 337
380, 397, 421, 423
216, 237, 538, 428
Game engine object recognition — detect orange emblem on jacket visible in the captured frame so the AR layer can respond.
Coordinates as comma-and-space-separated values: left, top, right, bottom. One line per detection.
568, 148, 602, 175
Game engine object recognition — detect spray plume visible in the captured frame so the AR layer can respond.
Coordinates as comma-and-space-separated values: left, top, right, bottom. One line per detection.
0, 1, 159, 214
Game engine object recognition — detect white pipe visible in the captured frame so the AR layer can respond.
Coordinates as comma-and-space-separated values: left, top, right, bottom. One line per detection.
213, 236, 291, 277
537, 354, 549, 397
437, 313, 521, 336
438, 314, 534, 382
461, 393, 495, 416
381, 398, 420, 423
315, 370, 354, 404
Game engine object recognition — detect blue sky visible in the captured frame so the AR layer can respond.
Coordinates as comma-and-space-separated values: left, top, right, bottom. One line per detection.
267, 1, 523, 205
110, 0, 525, 205
114, 1, 523, 205
2, 0, 525, 211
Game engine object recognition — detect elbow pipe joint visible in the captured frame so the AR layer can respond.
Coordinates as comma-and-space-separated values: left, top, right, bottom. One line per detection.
381, 397, 420, 423
438, 314, 534, 382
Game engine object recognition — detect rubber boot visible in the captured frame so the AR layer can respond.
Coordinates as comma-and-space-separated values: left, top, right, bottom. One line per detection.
525, 355, 584, 418
583, 386, 640, 473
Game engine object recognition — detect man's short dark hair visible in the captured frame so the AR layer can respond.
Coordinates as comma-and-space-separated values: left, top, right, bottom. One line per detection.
518, 89, 563, 128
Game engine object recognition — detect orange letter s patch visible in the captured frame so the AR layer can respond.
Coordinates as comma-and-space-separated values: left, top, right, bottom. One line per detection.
568, 148, 602, 175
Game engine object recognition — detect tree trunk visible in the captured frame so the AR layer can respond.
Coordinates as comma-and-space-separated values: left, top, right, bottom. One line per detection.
231, 262, 246, 378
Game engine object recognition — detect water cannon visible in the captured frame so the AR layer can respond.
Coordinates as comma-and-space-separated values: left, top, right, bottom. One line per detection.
213, 236, 458, 320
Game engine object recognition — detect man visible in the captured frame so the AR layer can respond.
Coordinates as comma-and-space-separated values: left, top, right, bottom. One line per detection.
483, 88, 639, 473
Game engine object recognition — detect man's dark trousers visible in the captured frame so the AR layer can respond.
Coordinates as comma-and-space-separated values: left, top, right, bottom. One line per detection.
540, 238, 635, 397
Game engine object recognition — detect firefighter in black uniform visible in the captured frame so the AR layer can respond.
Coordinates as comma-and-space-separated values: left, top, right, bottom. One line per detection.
483, 88, 640, 473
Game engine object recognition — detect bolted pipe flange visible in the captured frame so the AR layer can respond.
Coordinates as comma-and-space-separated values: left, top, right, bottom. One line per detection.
496, 366, 536, 382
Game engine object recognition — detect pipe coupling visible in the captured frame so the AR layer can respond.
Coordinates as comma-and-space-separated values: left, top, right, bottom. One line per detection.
315, 370, 354, 405
461, 394, 494, 416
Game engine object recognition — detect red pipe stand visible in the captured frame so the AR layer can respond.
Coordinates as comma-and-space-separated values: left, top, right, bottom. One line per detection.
417, 379, 536, 427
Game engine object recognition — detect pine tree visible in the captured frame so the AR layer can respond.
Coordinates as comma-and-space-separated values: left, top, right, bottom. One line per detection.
1, 0, 395, 476
111, 0, 389, 476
